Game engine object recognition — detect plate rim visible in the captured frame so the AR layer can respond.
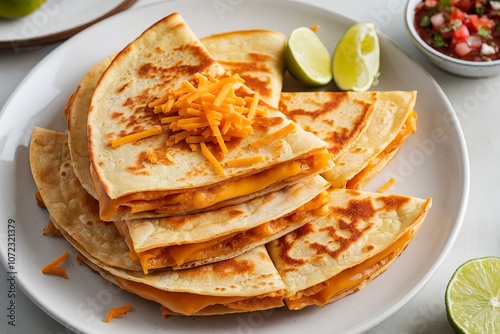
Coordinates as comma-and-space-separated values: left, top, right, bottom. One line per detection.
0, 0, 137, 50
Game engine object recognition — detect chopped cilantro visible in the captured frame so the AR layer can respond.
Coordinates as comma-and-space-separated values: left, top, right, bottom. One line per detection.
476, 4, 484, 16
420, 15, 431, 27
478, 26, 490, 38
432, 33, 448, 48
438, 0, 452, 11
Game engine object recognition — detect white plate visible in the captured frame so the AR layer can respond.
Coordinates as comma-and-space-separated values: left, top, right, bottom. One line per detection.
0, 0, 136, 50
0, 0, 470, 333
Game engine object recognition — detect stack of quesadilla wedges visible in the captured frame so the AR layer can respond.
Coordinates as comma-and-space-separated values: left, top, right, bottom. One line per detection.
30, 127, 431, 315
30, 12, 432, 318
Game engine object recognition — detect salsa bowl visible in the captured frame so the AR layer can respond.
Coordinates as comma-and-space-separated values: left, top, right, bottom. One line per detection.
405, 0, 500, 77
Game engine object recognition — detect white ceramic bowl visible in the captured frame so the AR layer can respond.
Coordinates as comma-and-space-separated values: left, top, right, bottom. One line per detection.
405, 0, 500, 77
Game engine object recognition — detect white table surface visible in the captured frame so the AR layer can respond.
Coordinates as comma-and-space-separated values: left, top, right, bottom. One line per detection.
1, 0, 498, 333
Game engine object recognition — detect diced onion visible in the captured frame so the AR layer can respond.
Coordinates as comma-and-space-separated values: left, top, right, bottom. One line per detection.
430, 13, 445, 29
481, 43, 496, 56
465, 35, 482, 49
454, 41, 472, 56
491, 1, 500, 11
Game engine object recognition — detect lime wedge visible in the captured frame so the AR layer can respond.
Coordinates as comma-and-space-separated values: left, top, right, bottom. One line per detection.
285, 27, 332, 86
445, 256, 500, 334
0, 0, 46, 19
333, 22, 380, 92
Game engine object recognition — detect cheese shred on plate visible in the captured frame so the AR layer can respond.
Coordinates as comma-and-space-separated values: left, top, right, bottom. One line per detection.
41, 250, 69, 279
105, 304, 133, 323
377, 178, 396, 193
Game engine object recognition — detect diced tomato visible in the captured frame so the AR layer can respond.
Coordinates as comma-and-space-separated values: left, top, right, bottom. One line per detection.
453, 23, 470, 40
477, 17, 495, 29
454, 0, 472, 13
465, 14, 479, 33
441, 28, 454, 40
455, 41, 472, 56
449, 8, 466, 21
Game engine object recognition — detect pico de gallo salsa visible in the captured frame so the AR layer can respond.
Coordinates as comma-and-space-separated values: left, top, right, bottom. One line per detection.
414, 0, 500, 61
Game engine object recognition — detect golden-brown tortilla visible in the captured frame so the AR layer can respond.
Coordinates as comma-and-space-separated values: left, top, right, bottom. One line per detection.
201, 29, 286, 108
65, 55, 115, 199
279, 91, 417, 189
266, 187, 432, 309
59, 235, 287, 315
29, 127, 141, 271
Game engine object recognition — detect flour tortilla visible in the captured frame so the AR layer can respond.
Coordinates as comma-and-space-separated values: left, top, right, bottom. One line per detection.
279, 91, 417, 189
201, 29, 286, 108
266, 187, 432, 310
29, 127, 141, 271
87, 13, 329, 221
65, 55, 115, 199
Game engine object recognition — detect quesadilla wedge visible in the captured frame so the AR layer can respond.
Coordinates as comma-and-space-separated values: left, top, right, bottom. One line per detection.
44, 208, 287, 316
65, 29, 286, 201
30, 126, 330, 273
200, 29, 286, 108
118, 175, 329, 272
75, 244, 286, 316
279, 90, 417, 189
30, 127, 142, 271
266, 188, 432, 310
88, 13, 331, 221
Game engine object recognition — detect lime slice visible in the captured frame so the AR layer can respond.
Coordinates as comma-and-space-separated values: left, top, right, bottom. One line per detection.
0, 0, 46, 19
285, 27, 332, 86
333, 22, 380, 92
445, 256, 500, 334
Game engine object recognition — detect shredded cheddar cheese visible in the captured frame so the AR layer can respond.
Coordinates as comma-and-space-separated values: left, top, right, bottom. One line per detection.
110, 125, 164, 148
42, 250, 69, 279
154, 73, 262, 149
377, 178, 396, 193
249, 123, 296, 149
147, 72, 265, 173
112, 73, 269, 173
105, 304, 133, 323
200, 142, 224, 176
146, 150, 158, 164
226, 156, 265, 167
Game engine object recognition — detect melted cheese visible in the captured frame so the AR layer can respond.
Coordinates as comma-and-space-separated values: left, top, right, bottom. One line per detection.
136, 191, 329, 272
114, 276, 246, 315
346, 110, 417, 190
137, 224, 272, 272
95, 151, 331, 220
286, 228, 415, 310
